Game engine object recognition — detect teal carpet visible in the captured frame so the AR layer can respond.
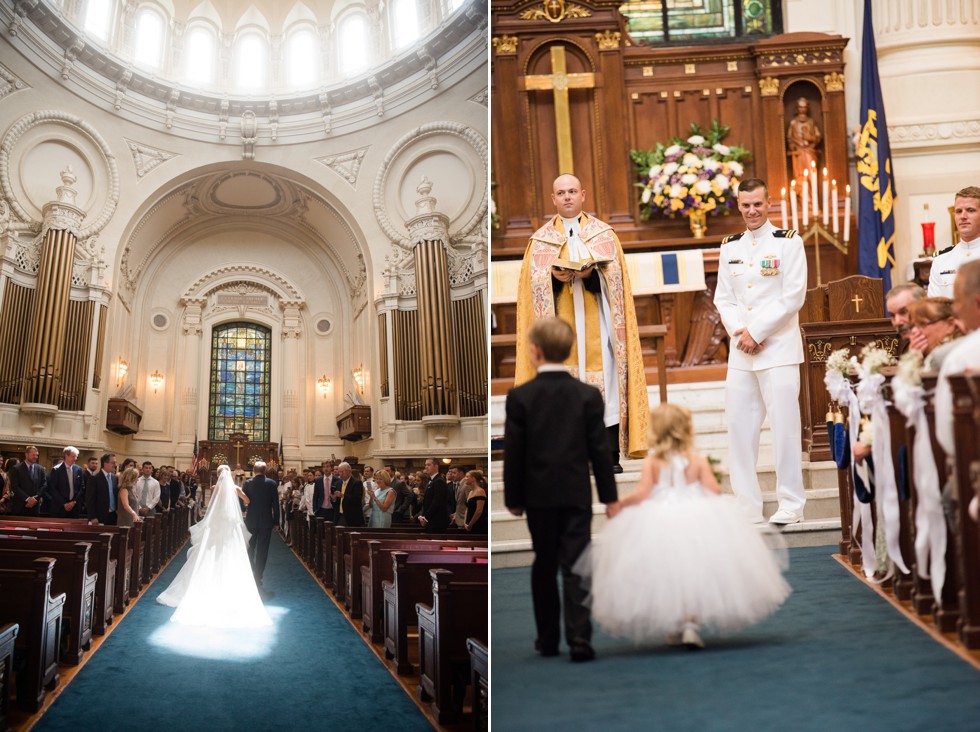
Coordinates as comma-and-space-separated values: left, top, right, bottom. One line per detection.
35, 534, 431, 732
492, 546, 980, 731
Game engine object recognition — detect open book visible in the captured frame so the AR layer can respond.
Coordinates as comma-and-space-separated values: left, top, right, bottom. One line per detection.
551, 257, 612, 272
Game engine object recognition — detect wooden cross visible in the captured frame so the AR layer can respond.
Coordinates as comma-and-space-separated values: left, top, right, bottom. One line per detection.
523, 45, 596, 175
851, 294, 863, 312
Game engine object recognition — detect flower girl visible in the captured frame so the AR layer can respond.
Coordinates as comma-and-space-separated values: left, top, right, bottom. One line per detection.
586, 404, 791, 649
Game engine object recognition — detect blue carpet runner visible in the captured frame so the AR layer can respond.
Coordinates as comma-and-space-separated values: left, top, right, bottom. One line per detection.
34, 534, 431, 731
492, 545, 980, 732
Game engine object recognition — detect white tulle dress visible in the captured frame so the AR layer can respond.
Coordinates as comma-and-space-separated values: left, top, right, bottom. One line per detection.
585, 454, 790, 643
156, 465, 272, 627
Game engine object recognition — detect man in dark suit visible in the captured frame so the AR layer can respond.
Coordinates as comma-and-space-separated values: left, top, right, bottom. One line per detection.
333, 461, 364, 527
87, 452, 118, 526
504, 317, 618, 662
243, 461, 281, 586
311, 468, 335, 522
419, 458, 452, 533
9, 445, 47, 516
46, 446, 86, 518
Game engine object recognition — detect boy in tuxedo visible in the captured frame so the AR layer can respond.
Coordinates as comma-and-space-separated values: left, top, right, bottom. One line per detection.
504, 317, 619, 662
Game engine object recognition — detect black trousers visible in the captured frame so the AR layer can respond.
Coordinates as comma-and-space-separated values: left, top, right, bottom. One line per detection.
314, 507, 334, 522
525, 506, 592, 651
607, 423, 620, 465
248, 527, 272, 583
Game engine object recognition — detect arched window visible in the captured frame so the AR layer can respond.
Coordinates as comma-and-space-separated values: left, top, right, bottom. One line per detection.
234, 32, 268, 90
208, 322, 272, 442
182, 24, 216, 85
391, 0, 419, 50
285, 27, 319, 89
84, 0, 114, 41
133, 7, 166, 69
338, 14, 369, 76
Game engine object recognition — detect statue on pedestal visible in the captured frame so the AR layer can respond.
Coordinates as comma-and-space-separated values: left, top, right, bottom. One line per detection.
787, 97, 822, 182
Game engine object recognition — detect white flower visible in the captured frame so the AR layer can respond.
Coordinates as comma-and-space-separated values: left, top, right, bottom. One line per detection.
681, 173, 698, 185
682, 153, 701, 169
712, 143, 731, 156
702, 158, 719, 173
826, 348, 851, 375
489, 197, 496, 215
694, 179, 712, 194
663, 161, 679, 175
641, 187, 652, 203
729, 161, 744, 176
670, 183, 685, 199
649, 164, 662, 178
687, 135, 705, 145
658, 174, 670, 188
713, 174, 730, 191
664, 144, 683, 157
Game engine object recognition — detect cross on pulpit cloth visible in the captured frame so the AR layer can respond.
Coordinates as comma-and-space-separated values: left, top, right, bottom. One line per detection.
523, 45, 596, 175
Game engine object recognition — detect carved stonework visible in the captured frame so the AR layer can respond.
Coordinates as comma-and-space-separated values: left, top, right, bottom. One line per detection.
468, 88, 488, 107
890, 118, 980, 149
316, 146, 369, 187
824, 72, 844, 92
808, 340, 833, 363
760, 50, 840, 68
0, 62, 28, 100
519, 0, 591, 23
595, 31, 620, 50
759, 77, 780, 97
125, 139, 178, 178
280, 299, 304, 339
492, 36, 518, 55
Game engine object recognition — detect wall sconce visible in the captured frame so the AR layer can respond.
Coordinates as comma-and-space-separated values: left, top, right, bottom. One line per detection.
352, 364, 364, 394
116, 359, 128, 387
317, 374, 331, 399
442, 457, 452, 465
149, 370, 165, 394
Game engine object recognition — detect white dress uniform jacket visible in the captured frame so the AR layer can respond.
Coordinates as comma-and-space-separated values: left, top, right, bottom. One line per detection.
714, 220, 808, 371
928, 238, 980, 297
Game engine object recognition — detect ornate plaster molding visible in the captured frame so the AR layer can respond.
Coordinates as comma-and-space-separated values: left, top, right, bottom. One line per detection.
125, 139, 178, 179
316, 146, 370, 187
889, 117, 980, 150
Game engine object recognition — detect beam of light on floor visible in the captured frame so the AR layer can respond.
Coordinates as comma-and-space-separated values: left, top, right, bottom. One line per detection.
147, 606, 289, 661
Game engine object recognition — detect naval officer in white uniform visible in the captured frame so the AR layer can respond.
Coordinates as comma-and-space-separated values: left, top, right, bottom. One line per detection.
929, 186, 980, 298
714, 178, 808, 525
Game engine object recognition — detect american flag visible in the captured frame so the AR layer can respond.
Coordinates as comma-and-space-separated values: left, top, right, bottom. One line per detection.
191, 433, 199, 473
278, 433, 284, 468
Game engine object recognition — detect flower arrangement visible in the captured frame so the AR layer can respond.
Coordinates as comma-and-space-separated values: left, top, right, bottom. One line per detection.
895, 349, 924, 387
490, 181, 500, 229
825, 348, 851, 376
631, 119, 750, 221
859, 343, 896, 374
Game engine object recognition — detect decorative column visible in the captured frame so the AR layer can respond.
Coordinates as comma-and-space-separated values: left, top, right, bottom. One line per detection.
21, 168, 84, 414
280, 299, 304, 453
407, 177, 458, 442
177, 296, 206, 450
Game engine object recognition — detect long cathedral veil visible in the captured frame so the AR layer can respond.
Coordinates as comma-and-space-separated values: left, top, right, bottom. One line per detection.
198, 464, 250, 541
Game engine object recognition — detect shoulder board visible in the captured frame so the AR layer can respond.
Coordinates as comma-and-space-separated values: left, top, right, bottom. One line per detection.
936, 245, 954, 256
722, 233, 744, 244
773, 229, 796, 238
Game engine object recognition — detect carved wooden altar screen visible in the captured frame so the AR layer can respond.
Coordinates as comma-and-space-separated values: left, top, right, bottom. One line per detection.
491, 1, 858, 390
198, 436, 279, 483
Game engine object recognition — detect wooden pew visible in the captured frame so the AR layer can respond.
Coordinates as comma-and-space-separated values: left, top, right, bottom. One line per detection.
0, 540, 96, 666
383, 551, 487, 675
0, 557, 66, 712
0, 623, 17, 732
467, 638, 488, 732
332, 525, 429, 598
948, 373, 980, 649
416, 568, 489, 724
355, 539, 487, 632
0, 521, 116, 635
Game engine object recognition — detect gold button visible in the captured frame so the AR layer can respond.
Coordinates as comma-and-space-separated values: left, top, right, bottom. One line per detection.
748, 284, 753, 288
748, 306, 753, 311
753, 242, 758, 247
748, 262, 754, 267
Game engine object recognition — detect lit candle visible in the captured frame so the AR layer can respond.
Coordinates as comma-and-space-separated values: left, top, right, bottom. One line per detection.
810, 161, 818, 219
802, 170, 809, 226
822, 167, 829, 226
843, 184, 851, 243
831, 180, 839, 234
790, 180, 799, 232
780, 187, 788, 229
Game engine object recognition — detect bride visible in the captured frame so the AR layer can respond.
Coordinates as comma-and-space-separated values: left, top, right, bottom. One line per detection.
157, 464, 272, 627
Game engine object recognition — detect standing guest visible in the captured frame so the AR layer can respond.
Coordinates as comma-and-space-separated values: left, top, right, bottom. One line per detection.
0, 456, 15, 515
451, 467, 470, 528
714, 178, 808, 525
311, 467, 335, 523
116, 466, 144, 528
418, 458, 451, 533
85, 455, 99, 480
334, 461, 365, 527
463, 470, 488, 535
515, 174, 648, 471
929, 186, 980, 297
47, 446, 86, 518
504, 317, 617, 661
362, 465, 376, 525
368, 469, 396, 528
243, 461, 281, 587
9, 445, 47, 516
298, 472, 315, 522
135, 461, 161, 517
390, 469, 413, 524
87, 453, 118, 526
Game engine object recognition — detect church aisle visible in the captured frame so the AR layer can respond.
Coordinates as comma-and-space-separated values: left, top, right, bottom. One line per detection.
492, 546, 980, 731
31, 535, 431, 732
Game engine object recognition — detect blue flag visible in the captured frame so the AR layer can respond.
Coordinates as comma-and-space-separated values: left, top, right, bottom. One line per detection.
856, 0, 896, 294
278, 432, 284, 468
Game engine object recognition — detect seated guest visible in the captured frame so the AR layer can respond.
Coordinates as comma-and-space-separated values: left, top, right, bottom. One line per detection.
936, 260, 980, 457
367, 469, 396, 528
885, 283, 926, 351
907, 297, 963, 369
463, 470, 488, 534
116, 465, 144, 527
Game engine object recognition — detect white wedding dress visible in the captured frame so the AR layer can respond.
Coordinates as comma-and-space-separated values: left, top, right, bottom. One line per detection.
157, 465, 272, 627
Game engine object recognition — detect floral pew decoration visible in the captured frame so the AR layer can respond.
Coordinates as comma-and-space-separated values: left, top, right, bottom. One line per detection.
892, 350, 946, 601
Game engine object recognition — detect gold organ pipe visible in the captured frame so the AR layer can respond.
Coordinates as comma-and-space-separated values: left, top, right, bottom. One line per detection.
92, 304, 107, 389
378, 313, 389, 398
0, 285, 34, 403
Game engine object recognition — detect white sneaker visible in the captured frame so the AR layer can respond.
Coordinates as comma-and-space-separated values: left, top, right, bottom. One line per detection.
681, 626, 704, 650
768, 508, 803, 525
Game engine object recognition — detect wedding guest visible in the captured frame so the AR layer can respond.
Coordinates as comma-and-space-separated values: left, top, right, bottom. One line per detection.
116, 466, 144, 527
9, 445, 46, 516
463, 470, 488, 534
368, 469, 396, 528
907, 297, 963, 369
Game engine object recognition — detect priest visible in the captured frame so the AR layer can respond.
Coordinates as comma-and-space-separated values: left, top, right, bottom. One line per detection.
515, 174, 648, 470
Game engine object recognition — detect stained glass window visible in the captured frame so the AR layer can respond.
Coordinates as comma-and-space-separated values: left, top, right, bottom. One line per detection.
208, 322, 271, 442
620, 0, 780, 44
